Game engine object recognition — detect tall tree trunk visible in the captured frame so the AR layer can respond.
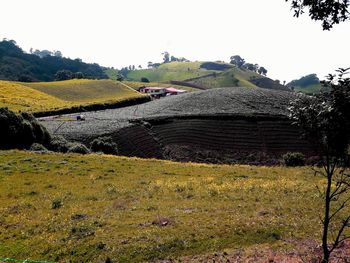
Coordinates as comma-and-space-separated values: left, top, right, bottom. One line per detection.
322, 159, 332, 263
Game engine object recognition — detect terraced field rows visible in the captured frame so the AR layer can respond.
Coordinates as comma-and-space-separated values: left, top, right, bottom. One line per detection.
112, 125, 163, 158
110, 117, 314, 164
40, 87, 311, 164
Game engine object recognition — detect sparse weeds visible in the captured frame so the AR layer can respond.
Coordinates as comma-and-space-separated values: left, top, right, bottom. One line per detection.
208, 188, 219, 197
105, 183, 118, 195
174, 184, 186, 193
51, 198, 63, 209
69, 226, 95, 240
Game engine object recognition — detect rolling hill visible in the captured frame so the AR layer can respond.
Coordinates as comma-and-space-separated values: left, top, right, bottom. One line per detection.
125, 61, 215, 82
123, 61, 289, 91
42, 87, 312, 164
287, 73, 324, 93
0, 81, 70, 112
122, 81, 199, 92
23, 79, 144, 103
294, 83, 324, 93
0, 79, 149, 114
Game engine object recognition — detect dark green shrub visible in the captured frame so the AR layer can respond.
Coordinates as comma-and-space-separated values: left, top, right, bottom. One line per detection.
141, 77, 150, 83
0, 108, 51, 150
29, 143, 48, 152
68, 143, 90, 154
282, 152, 305, 167
49, 135, 71, 153
21, 112, 51, 145
51, 198, 63, 209
90, 136, 118, 154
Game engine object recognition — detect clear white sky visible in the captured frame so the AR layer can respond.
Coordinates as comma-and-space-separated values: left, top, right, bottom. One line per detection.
1, 0, 349, 82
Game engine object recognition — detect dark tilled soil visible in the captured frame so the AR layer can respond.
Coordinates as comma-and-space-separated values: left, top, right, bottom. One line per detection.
40, 87, 311, 164
41, 87, 300, 138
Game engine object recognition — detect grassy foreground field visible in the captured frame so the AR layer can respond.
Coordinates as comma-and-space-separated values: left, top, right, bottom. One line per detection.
0, 150, 331, 262
0, 80, 147, 113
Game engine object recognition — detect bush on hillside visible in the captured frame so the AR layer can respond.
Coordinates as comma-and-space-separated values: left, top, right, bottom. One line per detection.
0, 108, 51, 150
90, 136, 118, 154
29, 143, 49, 152
141, 77, 150, 83
287, 74, 320, 88
67, 143, 90, 154
200, 62, 233, 71
21, 112, 51, 145
282, 152, 305, 167
49, 135, 72, 153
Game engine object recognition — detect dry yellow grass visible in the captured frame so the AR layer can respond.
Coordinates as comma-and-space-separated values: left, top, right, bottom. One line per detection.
0, 81, 70, 112
23, 79, 145, 103
1, 150, 345, 262
0, 79, 148, 113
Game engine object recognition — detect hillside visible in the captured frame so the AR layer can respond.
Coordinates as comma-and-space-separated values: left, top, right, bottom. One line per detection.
0, 79, 148, 114
0, 150, 324, 262
124, 61, 289, 91
0, 81, 70, 112
294, 83, 324, 93
125, 61, 217, 83
0, 40, 107, 81
41, 87, 312, 164
287, 73, 324, 93
23, 79, 144, 103
122, 81, 199, 92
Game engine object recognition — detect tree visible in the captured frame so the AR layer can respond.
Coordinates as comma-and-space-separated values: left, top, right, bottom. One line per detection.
0, 39, 108, 81
243, 63, 258, 72
286, 0, 350, 30
119, 67, 130, 77
258, 66, 268, 76
141, 77, 150, 83
32, 49, 53, 58
116, 74, 124, 81
73, 72, 84, 79
288, 68, 350, 262
53, 50, 63, 57
162, 51, 170, 63
229, 55, 245, 68
55, 70, 73, 81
